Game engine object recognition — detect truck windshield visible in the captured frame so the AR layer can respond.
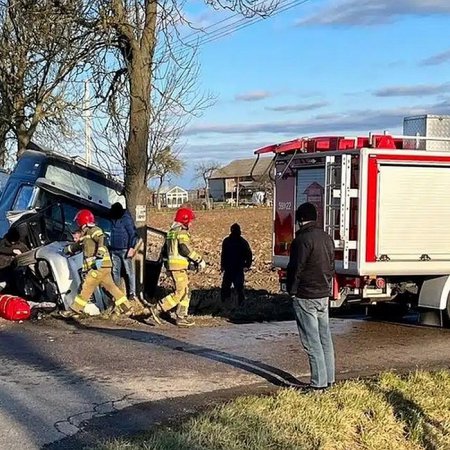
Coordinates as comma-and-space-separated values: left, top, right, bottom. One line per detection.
38, 191, 112, 238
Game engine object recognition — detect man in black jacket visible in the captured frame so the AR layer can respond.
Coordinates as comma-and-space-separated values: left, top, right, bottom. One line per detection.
0, 228, 30, 292
287, 202, 335, 390
221, 223, 252, 305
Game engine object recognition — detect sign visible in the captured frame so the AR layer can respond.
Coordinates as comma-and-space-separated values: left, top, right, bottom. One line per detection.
135, 205, 147, 223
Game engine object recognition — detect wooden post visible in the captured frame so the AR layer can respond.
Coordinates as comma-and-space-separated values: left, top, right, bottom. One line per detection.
236, 177, 240, 207
135, 204, 147, 300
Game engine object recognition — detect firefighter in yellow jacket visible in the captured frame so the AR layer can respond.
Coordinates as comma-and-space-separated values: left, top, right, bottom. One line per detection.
150, 207, 205, 327
64, 209, 133, 315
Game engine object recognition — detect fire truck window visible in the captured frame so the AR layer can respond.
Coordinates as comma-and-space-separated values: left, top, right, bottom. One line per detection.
296, 167, 325, 227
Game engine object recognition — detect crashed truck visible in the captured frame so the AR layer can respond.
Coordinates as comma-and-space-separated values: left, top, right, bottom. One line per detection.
0, 146, 165, 314
255, 114, 450, 327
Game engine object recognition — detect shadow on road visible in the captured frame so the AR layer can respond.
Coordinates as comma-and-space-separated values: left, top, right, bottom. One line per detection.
69, 319, 305, 388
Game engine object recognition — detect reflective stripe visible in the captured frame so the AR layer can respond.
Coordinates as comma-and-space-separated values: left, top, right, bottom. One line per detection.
92, 230, 103, 238
115, 296, 127, 306
178, 234, 190, 243
179, 298, 190, 307
98, 246, 107, 253
188, 251, 201, 262
74, 296, 88, 306
169, 257, 188, 264
161, 294, 178, 311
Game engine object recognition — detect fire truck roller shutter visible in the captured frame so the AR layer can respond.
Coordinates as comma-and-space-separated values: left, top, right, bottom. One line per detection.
377, 164, 450, 261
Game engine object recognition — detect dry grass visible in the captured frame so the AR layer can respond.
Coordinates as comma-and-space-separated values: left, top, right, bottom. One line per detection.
95, 370, 450, 450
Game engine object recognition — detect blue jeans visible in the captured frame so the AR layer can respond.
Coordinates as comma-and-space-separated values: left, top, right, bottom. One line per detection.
292, 296, 335, 388
111, 250, 136, 297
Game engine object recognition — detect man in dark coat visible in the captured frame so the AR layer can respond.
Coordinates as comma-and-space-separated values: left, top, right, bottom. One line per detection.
110, 203, 139, 300
220, 223, 252, 305
0, 227, 30, 291
287, 202, 335, 390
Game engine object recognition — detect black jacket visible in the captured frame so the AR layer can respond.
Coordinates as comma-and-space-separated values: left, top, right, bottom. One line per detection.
286, 222, 335, 299
0, 237, 29, 269
221, 233, 252, 273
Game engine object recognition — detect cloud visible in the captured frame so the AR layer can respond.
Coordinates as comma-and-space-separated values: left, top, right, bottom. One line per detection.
265, 101, 329, 112
420, 49, 450, 66
184, 98, 450, 137
373, 83, 450, 97
180, 141, 272, 165
299, 0, 450, 26
235, 91, 272, 102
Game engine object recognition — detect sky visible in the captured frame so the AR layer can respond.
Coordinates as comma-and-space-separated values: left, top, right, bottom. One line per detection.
171, 0, 450, 188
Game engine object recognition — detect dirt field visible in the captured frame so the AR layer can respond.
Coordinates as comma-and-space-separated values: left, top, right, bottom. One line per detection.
148, 207, 292, 322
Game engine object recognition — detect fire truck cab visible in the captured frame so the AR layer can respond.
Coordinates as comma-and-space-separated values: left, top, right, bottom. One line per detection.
257, 115, 450, 326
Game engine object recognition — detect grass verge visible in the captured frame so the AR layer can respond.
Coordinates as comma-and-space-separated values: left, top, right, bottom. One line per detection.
94, 370, 450, 450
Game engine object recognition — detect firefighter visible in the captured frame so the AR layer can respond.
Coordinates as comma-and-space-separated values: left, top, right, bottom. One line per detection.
150, 207, 205, 327
64, 209, 133, 315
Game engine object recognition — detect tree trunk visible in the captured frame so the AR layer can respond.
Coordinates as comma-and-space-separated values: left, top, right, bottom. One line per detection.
0, 122, 9, 167
124, 54, 151, 219
16, 122, 31, 159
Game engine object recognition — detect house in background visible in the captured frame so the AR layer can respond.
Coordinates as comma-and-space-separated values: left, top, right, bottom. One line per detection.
208, 157, 273, 204
152, 186, 188, 208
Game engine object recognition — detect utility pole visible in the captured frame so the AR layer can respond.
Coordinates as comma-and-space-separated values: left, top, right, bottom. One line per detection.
84, 79, 92, 165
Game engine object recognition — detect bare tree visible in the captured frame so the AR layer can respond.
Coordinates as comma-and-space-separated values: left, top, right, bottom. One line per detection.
0, 1, 98, 159
150, 146, 185, 209
65, 0, 276, 221
194, 160, 221, 209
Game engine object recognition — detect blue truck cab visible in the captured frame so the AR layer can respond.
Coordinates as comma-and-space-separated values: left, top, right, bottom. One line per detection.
0, 149, 125, 237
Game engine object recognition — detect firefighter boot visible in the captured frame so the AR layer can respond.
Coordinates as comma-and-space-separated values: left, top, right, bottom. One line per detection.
115, 296, 133, 315
176, 315, 195, 328
70, 295, 88, 314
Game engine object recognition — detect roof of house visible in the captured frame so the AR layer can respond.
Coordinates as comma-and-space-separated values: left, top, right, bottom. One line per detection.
209, 157, 272, 180
158, 185, 188, 195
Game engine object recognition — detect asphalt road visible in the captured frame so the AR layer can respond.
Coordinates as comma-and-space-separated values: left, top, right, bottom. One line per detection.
0, 315, 449, 449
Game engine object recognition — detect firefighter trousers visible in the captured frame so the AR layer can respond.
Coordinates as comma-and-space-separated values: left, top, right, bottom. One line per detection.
159, 270, 190, 318
71, 268, 130, 313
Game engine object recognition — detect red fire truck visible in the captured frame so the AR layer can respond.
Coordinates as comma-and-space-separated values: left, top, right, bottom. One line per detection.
255, 115, 450, 326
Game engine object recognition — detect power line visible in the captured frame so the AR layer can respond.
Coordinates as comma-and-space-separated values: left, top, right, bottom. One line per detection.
196, 0, 311, 47
172, 0, 311, 52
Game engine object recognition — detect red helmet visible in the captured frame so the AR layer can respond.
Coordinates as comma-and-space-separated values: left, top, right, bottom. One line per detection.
175, 207, 195, 226
75, 209, 95, 227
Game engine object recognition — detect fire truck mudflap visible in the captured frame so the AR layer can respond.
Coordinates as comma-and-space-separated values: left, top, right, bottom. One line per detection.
256, 115, 450, 327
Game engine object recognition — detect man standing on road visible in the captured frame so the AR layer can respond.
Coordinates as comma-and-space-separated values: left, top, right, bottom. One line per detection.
220, 223, 252, 305
149, 207, 206, 328
110, 202, 139, 301
287, 202, 335, 390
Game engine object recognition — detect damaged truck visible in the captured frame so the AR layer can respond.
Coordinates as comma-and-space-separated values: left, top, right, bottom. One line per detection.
0, 146, 165, 315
